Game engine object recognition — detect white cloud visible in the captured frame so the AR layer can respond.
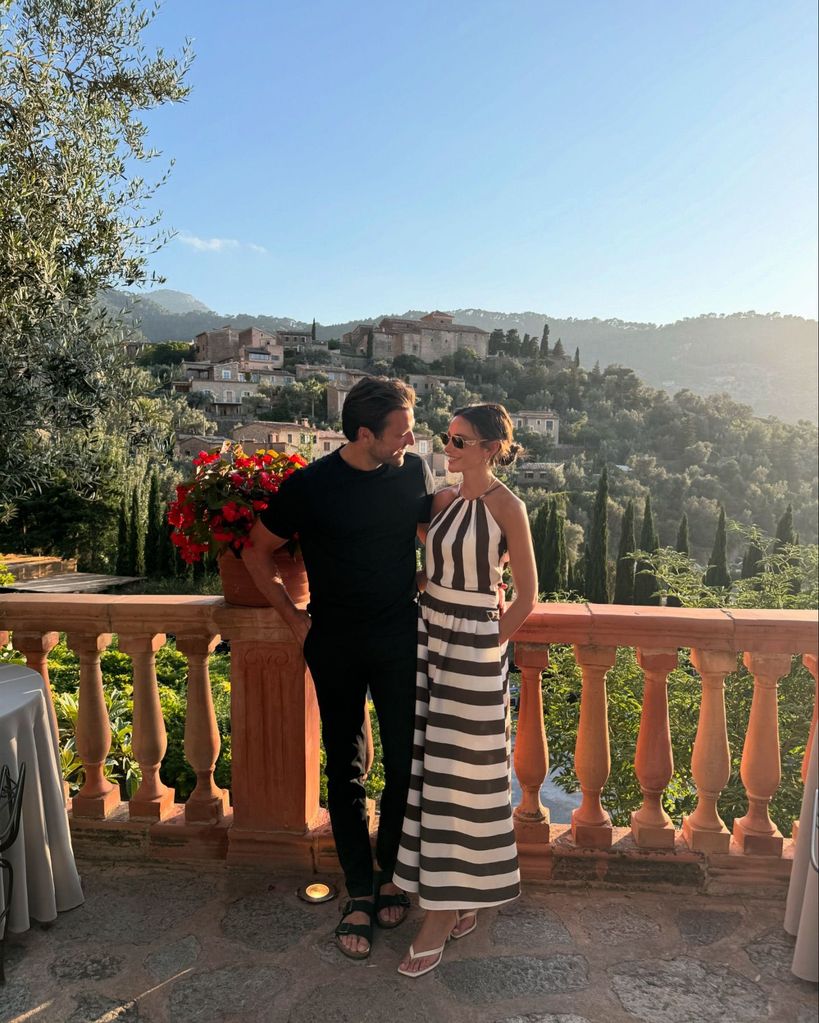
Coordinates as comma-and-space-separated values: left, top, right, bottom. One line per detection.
177, 232, 267, 255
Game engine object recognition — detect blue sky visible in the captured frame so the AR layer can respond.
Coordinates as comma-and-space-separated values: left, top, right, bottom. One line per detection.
138, 0, 818, 324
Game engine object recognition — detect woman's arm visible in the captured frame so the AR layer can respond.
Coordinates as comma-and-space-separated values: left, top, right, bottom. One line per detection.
493, 496, 538, 646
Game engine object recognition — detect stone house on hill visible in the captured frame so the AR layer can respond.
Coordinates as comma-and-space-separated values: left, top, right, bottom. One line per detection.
343, 311, 488, 363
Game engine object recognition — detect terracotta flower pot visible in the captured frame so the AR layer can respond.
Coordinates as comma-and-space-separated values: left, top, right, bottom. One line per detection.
218, 549, 309, 608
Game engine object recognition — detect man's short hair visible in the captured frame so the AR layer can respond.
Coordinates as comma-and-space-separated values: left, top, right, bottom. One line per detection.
341, 376, 416, 441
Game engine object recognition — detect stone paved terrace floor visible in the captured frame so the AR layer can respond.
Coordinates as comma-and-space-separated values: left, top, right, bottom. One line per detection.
1, 860, 817, 1023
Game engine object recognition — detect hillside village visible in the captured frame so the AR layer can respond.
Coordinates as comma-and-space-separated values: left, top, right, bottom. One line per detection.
142, 311, 564, 486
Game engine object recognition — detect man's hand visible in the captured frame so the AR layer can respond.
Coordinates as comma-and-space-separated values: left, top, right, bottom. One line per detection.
287, 609, 312, 647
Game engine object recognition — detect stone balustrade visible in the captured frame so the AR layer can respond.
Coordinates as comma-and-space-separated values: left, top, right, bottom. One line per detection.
0, 594, 816, 890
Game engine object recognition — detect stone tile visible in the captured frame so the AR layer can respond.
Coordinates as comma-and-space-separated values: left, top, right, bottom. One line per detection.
491, 905, 572, 947
0, 978, 37, 1022
744, 927, 796, 981
579, 902, 662, 943
58, 872, 211, 946
143, 935, 201, 982
50, 949, 125, 981
286, 979, 442, 1023
167, 964, 291, 1023
220, 892, 326, 952
675, 909, 743, 946
65, 992, 142, 1023
438, 954, 589, 1004
609, 956, 767, 1023
797, 1005, 819, 1023
491, 1016, 591, 1023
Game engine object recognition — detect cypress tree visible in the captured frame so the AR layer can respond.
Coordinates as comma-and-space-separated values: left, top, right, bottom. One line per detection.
115, 498, 129, 575
144, 470, 162, 577
586, 466, 609, 603
675, 513, 690, 556
704, 505, 731, 589
530, 501, 551, 596
666, 512, 690, 606
127, 487, 142, 576
556, 507, 568, 591
775, 504, 796, 549
311, 318, 316, 341
552, 337, 565, 360
634, 494, 660, 605
613, 499, 636, 604
540, 322, 550, 358
741, 539, 764, 579
541, 500, 568, 596
573, 346, 580, 368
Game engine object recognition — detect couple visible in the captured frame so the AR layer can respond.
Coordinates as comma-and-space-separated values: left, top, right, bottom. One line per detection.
244, 376, 537, 977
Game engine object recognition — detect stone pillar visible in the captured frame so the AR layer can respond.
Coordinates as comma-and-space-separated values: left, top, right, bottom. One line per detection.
14, 630, 60, 754
513, 644, 550, 844
682, 648, 735, 853
119, 633, 175, 820
67, 632, 120, 819
216, 606, 325, 867
732, 651, 790, 855
631, 648, 678, 848
571, 645, 616, 848
176, 632, 230, 822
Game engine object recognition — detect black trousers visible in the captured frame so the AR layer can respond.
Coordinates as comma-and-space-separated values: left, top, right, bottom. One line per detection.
304, 610, 417, 899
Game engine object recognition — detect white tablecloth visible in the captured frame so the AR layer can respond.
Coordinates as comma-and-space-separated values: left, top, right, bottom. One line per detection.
0, 665, 84, 932
784, 731, 818, 982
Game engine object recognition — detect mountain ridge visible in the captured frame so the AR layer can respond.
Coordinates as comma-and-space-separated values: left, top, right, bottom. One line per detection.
106, 290, 818, 423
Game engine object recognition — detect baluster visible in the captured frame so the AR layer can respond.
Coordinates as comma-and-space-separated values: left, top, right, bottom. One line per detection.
176, 633, 229, 822
13, 630, 61, 754
631, 648, 678, 848
67, 632, 119, 818
513, 644, 550, 843
571, 645, 617, 848
118, 633, 175, 820
682, 648, 735, 853
793, 654, 818, 840
732, 651, 790, 855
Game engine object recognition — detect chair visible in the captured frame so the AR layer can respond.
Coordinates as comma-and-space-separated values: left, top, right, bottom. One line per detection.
0, 762, 26, 984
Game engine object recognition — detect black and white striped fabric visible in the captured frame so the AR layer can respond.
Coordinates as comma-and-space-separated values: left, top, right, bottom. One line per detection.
394, 493, 520, 910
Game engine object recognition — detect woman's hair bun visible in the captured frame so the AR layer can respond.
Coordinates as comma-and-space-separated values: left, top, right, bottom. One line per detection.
498, 443, 521, 467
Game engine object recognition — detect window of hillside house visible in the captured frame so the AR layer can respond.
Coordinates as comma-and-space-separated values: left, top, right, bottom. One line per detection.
525, 471, 534, 479
242, 390, 251, 398
324, 442, 330, 451
222, 369, 232, 379
547, 421, 554, 431
418, 440, 428, 453
224, 390, 234, 402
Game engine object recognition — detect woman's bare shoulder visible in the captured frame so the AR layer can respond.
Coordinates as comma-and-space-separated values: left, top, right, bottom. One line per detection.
432, 485, 460, 515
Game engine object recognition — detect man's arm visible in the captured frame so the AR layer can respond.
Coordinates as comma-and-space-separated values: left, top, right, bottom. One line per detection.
242, 518, 312, 645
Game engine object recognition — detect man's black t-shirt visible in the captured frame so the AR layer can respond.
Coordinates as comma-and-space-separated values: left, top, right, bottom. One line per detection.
259, 449, 435, 627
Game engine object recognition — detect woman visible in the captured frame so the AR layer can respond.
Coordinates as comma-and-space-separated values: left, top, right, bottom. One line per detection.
393, 403, 538, 977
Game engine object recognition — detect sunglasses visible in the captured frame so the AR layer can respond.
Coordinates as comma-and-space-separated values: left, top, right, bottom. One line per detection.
440, 432, 483, 450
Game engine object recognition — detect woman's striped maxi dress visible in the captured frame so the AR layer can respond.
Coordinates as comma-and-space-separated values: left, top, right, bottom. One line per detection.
394, 489, 520, 911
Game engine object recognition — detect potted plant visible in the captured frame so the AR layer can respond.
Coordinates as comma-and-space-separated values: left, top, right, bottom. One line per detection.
167, 442, 309, 606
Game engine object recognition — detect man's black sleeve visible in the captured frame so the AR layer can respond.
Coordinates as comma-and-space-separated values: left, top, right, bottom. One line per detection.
258, 470, 304, 539
419, 458, 435, 523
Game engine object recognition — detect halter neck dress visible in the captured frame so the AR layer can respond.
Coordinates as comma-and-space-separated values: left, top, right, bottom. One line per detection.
394, 487, 520, 910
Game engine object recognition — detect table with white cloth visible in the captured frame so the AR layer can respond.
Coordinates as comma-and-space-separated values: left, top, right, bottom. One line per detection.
0, 664, 84, 932
785, 732, 818, 982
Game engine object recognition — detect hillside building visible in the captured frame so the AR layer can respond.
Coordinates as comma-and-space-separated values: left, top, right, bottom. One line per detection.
513, 409, 560, 444
343, 311, 489, 363
193, 326, 284, 368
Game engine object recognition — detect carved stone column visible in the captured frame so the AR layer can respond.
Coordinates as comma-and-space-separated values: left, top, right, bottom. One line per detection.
571, 645, 616, 848
682, 648, 735, 853
67, 632, 120, 818
216, 606, 325, 867
513, 644, 550, 844
119, 633, 175, 820
176, 632, 229, 822
732, 651, 790, 855
13, 630, 60, 754
631, 648, 678, 848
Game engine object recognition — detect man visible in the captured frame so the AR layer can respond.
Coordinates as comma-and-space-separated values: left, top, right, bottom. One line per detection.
243, 377, 434, 959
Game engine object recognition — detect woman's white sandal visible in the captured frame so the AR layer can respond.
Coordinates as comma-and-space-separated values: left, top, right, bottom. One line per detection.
449, 910, 478, 940
397, 938, 449, 978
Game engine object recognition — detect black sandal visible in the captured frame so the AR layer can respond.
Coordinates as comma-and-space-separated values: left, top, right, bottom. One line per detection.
335, 898, 374, 960
374, 878, 410, 930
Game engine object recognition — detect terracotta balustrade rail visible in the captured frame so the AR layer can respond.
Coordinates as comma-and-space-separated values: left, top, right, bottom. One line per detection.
0, 595, 816, 889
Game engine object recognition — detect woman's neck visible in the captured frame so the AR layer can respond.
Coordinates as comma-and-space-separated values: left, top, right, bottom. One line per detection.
459, 468, 496, 500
